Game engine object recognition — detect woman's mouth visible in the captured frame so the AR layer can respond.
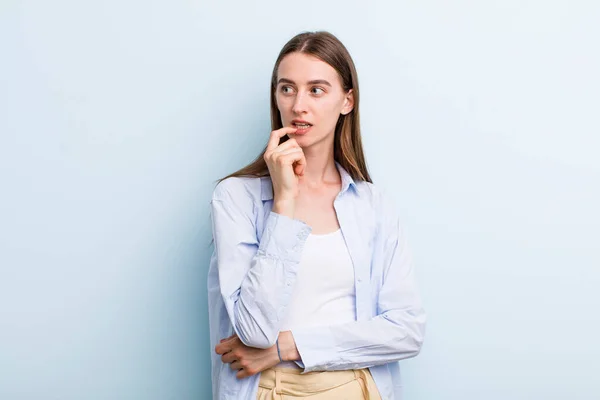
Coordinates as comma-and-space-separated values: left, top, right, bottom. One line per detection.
292, 122, 312, 134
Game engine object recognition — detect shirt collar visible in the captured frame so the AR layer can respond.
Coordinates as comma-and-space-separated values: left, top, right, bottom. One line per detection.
261, 161, 356, 201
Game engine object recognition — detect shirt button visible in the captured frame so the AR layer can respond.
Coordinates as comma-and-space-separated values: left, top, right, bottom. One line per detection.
357, 278, 362, 283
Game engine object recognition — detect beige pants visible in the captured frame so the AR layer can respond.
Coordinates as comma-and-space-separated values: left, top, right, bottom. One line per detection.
256, 366, 382, 399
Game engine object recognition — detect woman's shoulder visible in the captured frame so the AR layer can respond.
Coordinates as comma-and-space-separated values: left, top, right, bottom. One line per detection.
354, 180, 387, 204
211, 175, 264, 203
354, 180, 401, 219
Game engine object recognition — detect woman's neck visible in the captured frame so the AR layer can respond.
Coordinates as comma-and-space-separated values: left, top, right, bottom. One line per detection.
299, 153, 340, 189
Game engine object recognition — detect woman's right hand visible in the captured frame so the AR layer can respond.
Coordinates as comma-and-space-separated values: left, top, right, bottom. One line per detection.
263, 127, 306, 214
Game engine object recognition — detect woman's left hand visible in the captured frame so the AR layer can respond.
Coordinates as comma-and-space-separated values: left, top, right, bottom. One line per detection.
215, 334, 281, 379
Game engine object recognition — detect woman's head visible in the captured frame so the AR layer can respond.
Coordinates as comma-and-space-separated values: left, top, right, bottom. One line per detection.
219, 31, 371, 183
271, 35, 355, 149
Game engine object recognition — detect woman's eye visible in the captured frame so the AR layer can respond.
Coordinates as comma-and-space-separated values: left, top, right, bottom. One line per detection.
281, 86, 293, 94
311, 87, 324, 95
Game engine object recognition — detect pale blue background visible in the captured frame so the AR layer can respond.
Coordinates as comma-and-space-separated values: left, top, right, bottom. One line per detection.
1, 1, 599, 399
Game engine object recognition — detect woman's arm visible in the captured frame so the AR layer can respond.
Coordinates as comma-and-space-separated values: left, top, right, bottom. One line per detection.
290, 196, 426, 372
210, 178, 311, 349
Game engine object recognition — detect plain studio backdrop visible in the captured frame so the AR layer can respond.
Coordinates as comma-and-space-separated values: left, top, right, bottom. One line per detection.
1, 1, 599, 399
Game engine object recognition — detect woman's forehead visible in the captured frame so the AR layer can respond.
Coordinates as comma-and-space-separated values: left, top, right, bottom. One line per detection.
277, 53, 340, 85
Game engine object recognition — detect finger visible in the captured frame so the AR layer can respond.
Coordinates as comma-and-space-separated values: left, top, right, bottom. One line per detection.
220, 333, 236, 343
270, 148, 303, 167
229, 360, 242, 371
215, 342, 231, 355
236, 367, 257, 379
294, 161, 306, 176
273, 138, 300, 153
221, 351, 236, 364
266, 126, 298, 152
273, 147, 303, 159
275, 150, 305, 167
293, 153, 307, 176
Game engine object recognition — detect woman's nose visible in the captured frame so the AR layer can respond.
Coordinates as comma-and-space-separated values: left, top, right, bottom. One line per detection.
292, 92, 308, 114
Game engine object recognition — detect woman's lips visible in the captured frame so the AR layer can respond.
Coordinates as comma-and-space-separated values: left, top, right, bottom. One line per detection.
292, 124, 312, 135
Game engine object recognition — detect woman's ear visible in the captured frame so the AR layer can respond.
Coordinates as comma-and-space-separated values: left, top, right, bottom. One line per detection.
341, 89, 354, 115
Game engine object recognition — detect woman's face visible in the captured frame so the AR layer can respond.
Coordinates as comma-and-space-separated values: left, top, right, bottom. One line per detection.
275, 52, 354, 148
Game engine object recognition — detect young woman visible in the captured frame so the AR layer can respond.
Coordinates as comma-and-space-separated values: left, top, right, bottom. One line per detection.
208, 31, 426, 400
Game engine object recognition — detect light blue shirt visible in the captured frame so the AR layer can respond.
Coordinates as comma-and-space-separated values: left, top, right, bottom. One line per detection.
207, 162, 426, 400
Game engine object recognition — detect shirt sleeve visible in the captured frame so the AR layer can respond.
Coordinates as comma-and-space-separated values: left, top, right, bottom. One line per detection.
291, 192, 426, 372
210, 178, 312, 349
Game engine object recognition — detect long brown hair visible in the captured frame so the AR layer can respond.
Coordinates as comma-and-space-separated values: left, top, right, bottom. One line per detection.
217, 30, 372, 184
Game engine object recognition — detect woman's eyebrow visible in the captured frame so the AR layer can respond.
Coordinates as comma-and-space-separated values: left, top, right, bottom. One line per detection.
277, 78, 332, 87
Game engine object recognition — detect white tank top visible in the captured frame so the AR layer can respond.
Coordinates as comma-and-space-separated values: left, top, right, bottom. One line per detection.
277, 228, 356, 368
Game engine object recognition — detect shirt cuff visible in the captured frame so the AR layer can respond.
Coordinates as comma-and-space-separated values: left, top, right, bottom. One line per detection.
258, 211, 312, 263
291, 326, 336, 372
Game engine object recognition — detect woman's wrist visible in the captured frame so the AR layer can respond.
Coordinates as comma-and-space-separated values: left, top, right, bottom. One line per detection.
272, 199, 296, 219
277, 330, 301, 361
